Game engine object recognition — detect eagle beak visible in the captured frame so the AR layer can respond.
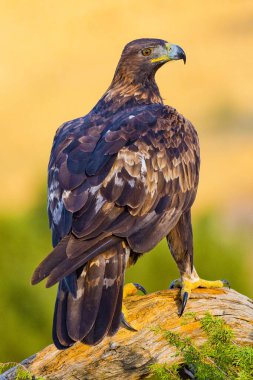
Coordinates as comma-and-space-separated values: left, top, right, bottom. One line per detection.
166, 43, 186, 64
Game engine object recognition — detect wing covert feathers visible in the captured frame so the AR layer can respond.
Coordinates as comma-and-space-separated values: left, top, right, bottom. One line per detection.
47, 105, 199, 254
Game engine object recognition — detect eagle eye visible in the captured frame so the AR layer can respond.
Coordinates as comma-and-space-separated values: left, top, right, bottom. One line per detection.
141, 48, 152, 56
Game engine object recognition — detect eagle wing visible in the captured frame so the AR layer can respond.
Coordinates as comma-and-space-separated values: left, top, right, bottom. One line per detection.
40, 104, 199, 286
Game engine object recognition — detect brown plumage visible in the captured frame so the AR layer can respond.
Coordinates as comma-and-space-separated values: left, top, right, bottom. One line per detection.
32, 38, 200, 349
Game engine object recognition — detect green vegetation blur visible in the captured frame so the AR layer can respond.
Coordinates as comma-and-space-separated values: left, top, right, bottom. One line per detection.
0, 192, 252, 362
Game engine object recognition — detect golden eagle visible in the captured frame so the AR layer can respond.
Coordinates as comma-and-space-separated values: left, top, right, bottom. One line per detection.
32, 38, 227, 349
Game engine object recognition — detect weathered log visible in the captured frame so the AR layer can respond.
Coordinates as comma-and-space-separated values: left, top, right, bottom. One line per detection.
1, 288, 253, 379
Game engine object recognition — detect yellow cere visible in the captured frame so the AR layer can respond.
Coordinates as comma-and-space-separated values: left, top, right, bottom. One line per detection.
151, 55, 169, 63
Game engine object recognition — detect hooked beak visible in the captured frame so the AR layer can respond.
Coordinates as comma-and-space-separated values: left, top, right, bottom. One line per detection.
166, 43, 186, 64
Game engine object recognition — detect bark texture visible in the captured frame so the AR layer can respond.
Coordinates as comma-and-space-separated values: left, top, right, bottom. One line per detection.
1, 288, 253, 380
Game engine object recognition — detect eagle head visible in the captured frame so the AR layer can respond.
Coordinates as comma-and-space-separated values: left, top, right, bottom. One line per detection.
119, 38, 186, 76
108, 38, 186, 104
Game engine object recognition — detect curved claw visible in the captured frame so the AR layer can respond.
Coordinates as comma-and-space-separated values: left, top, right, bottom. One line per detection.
169, 280, 177, 289
221, 279, 230, 289
178, 291, 189, 317
121, 312, 137, 332
169, 279, 181, 289
133, 282, 147, 295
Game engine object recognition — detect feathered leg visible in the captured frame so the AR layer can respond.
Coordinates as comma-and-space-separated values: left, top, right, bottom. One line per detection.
167, 210, 229, 316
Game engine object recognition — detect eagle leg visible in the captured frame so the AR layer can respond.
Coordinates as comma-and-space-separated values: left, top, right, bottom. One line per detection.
120, 282, 147, 331
167, 210, 229, 316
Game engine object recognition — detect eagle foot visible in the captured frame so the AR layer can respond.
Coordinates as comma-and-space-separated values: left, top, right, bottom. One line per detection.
169, 277, 230, 316
121, 282, 147, 331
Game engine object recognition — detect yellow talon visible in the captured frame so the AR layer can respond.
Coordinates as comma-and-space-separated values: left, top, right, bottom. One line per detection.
123, 283, 139, 299
170, 275, 229, 316
122, 303, 128, 319
183, 278, 225, 293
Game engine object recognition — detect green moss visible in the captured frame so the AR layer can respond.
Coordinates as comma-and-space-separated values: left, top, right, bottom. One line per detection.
180, 311, 197, 326
0, 362, 15, 374
151, 313, 253, 379
149, 363, 181, 380
0, 362, 45, 379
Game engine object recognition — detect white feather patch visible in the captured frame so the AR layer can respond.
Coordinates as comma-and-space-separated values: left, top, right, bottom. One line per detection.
62, 190, 71, 200
76, 287, 85, 299
140, 156, 147, 174
128, 179, 135, 188
90, 185, 100, 195
103, 278, 115, 288
115, 175, 124, 187
52, 201, 63, 225
95, 193, 105, 213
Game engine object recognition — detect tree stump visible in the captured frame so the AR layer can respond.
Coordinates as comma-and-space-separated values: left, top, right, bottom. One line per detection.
1, 288, 253, 379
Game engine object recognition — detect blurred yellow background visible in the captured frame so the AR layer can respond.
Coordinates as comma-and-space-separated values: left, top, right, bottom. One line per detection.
1, 0, 253, 212
0, 0, 253, 364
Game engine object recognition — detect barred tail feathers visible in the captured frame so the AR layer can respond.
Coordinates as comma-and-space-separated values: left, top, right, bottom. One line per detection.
52, 242, 127, 349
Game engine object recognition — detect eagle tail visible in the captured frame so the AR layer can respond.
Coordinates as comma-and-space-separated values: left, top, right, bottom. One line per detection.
52, 241, 127, 349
